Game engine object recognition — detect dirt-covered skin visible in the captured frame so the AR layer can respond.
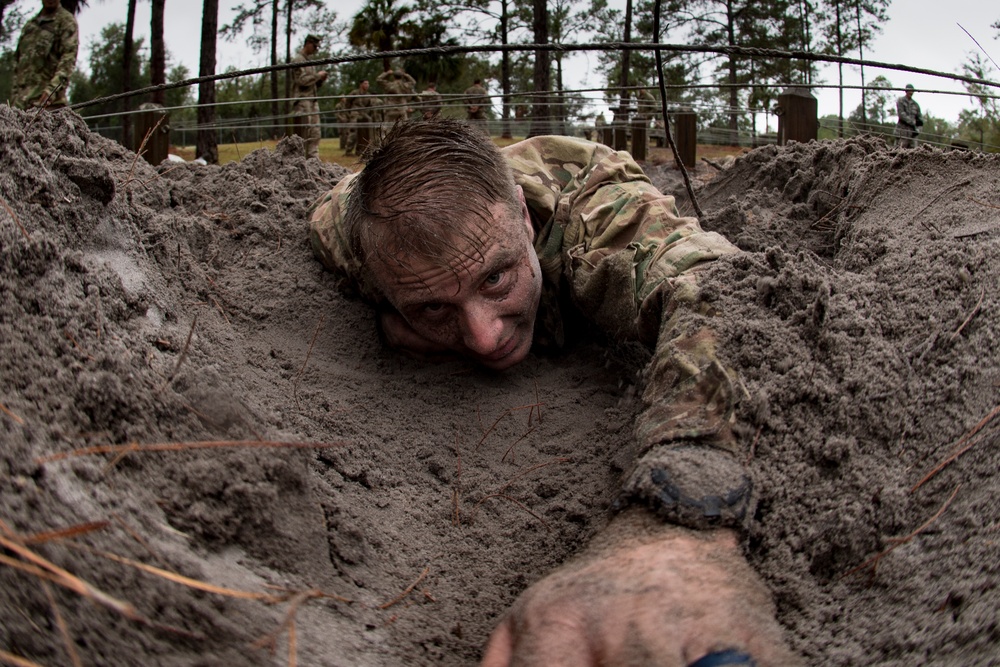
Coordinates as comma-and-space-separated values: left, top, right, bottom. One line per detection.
2, 108, 998, 666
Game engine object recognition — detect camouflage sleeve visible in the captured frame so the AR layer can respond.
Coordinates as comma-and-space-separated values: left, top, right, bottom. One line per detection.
308, 173, 382, 303
52, 14, 78, 94
506, 136, 749, 530
292, 57, 324, 90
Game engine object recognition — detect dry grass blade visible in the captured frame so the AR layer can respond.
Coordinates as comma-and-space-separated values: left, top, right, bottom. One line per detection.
22, 521, 110, 545
293, 316, 325, 409
251, 588, 349, 659
494, 457, 569, 497
501, 426, 536, 463
475, 409, 512, 452
83, 546, 284, 603
911, 404, 1000, 492
0, 649, 46, 667
64, 328, 94, 361
949, 285, 985, 342
0, 535, 140, 620
122, 116, 165, 190
35, 439, 347, 464
844, 484, 961, 580
474, 494, 552, 532
0, 195, 31, 241
41, 580, 83, 667
156, 314, 197, 394
0, 400, 25, 425
378, 566, 430, 610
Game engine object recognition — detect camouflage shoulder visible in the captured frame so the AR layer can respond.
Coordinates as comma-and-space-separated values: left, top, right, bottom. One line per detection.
56, 7, 78, 31
503, 135, 615, 187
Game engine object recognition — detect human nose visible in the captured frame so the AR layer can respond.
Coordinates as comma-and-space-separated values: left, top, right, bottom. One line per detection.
459, 302, 504, 355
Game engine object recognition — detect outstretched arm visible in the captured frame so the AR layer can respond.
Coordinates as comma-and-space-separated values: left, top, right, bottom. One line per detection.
481, 509, 799, 667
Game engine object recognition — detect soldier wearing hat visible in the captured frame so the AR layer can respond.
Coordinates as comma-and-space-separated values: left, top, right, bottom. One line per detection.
895, 84, 922, 149
290, 34, 329, 159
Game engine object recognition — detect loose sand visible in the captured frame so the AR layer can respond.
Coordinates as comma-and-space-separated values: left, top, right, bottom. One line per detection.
1, 107, 998, 666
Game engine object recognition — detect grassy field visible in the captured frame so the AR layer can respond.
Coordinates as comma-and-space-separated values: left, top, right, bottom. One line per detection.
171, 135, 746, 168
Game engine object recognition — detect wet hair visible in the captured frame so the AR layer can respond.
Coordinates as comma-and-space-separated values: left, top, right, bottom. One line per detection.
343, 119, 521, 284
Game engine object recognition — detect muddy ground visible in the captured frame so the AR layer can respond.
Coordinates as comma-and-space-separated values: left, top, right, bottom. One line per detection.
1, 106, 998, 666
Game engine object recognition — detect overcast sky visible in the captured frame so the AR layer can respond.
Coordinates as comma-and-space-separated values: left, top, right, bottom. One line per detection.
69, 0, 1000, 124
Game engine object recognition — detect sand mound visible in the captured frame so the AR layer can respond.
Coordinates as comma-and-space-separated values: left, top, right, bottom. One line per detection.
2, 108, 998, 666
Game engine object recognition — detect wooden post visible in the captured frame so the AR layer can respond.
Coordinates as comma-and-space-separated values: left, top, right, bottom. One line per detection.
133, 103, 170, 166
674, 109, 697, 169
630, 119, 647, 161
775, 87, 818, 145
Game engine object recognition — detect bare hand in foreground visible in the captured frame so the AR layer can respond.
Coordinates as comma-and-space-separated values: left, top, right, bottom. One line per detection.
480, 509, 800, 667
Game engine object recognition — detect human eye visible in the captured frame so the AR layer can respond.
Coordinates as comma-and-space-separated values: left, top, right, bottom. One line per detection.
483, 271, 505, 288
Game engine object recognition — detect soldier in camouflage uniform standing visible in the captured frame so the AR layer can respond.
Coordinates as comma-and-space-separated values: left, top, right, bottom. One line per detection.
376, 67, 417, 126
12, 0, 79, 110
417, 81, 443, 120
344, 79, 379, 157
463, 78, 490, 130
309, 119, 797, 667
290, 34, 329, 160
894, 84, 922, 149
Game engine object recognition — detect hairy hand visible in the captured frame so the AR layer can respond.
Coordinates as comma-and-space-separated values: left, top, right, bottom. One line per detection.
480, 511, 799, 667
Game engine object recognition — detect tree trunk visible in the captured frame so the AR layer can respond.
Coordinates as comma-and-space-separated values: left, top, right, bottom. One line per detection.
725, 2, 738, 146
197, 0, 219, 164
835, 0, 844, 138
556, 55, 565, 135
122, 0, 137, 147
150, 0, 166, 105
284, 0, 292, 136
616, 0, 632, 129
856, 2, 866, 128
271, 0, 279, 139
527, 0, 550, 137
500, 0, 512, 139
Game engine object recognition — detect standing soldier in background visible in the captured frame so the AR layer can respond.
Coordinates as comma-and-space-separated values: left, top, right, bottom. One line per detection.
376, 67, 416, 127
334, 96, 349, 150
594, 112, 608, 144
290, 34, 329, 160
12, 0, 79, 110
344, 79, 379, 157
635, 88, 658, 153
894, 84, 922, 149
417, 81, 443, 120
463, 78, 490, 129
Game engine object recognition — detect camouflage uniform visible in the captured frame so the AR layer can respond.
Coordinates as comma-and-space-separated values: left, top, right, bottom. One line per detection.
895, 94, 922, 149
310, 137, 750, 530
344, 85, 379, 156
464, 82, 489, 125
13, 5, 79, 110
635, 89, 657, 121
594, 113, 607, 144
376, 70, 417, 125
290, 47, 326, 159
417, 85, 443, 120
334, 97, 349, 149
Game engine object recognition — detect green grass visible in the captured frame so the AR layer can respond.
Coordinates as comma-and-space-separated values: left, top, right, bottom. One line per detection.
171, 136, 745, 168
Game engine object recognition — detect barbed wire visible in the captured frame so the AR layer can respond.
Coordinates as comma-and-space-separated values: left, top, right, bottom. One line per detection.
68, 41, 1000, 113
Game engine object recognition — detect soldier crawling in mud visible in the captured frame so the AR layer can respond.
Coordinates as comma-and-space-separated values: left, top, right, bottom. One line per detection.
12, 0, 79, 110
310, 119, 798, 667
